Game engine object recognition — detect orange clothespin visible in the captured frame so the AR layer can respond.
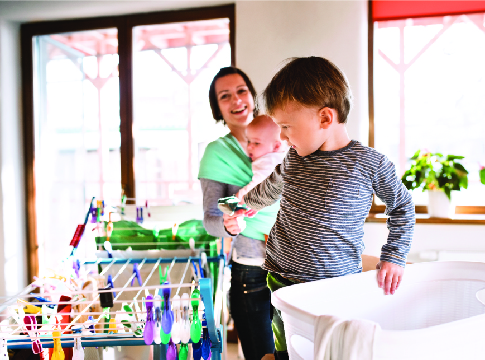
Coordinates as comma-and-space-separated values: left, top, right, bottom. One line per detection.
107, 212, 114, 242
172, 223, 178, 241
51, 330, 64, 360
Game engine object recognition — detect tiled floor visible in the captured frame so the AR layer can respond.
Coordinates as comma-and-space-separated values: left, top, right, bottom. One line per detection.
226, 342, 241, 360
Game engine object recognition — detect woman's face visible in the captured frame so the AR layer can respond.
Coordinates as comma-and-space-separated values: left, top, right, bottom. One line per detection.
214, 74, 254, 129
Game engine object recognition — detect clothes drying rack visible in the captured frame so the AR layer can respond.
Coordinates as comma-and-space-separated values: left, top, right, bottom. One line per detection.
0, 198, 226, 360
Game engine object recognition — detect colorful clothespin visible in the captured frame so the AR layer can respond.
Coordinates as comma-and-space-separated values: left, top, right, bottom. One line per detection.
72, 336, 84, 360
201, 316, 211, 360
171, 295, 181, 344
81, 316, 95, 335
122, 303, 142, 336
51, 330, 64, 360
121, 192, 127, 215
145, 200, 151, 217
153, 295, 162, 344
24, 315, 42, 354
190, 288, 202, 344
17, 299, 41, 314
159, 265, 169, 286
107, 274, 116, 297
172, 223, 179, 240
143, 295, 154, 345
179, 344, 189, 360
136, 207, 143, 224
180, 293, 190, 344
131, 263, 142, 286
104, 241, 113, 259
162, 282, 174, 334
166, 338, 177, 360
107, 212, 114, 242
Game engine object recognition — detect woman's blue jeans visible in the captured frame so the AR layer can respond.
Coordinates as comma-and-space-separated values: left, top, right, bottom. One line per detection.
229, 262, 275, 360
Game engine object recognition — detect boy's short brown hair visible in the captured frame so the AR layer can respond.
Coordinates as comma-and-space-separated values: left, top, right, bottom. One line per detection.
263, 57, 353, 123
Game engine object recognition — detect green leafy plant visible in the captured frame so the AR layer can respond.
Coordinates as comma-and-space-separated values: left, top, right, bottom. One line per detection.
401, 150, 468, 200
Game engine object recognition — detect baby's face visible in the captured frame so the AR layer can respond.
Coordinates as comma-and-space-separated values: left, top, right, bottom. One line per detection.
246, 126, 277, 161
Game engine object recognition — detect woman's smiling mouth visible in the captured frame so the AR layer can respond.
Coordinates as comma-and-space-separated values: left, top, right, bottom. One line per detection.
231, 105, 247, 114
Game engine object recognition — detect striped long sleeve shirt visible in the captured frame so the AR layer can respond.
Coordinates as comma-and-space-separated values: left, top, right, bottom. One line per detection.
244, 140, 415, 282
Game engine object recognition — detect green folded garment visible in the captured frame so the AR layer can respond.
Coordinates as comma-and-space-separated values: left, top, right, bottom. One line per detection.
95, 219, 217, 251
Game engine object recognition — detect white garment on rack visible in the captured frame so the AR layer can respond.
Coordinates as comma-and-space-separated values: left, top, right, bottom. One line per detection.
314, 315, 380, 360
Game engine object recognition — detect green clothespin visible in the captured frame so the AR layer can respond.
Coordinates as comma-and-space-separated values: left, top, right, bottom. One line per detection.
121, 193, 127, 215
122, 303, 142, 336
101, 307, 110, 334
159, 265, 169, 287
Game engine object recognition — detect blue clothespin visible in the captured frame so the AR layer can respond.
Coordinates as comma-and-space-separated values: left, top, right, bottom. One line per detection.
131, 263, 142, 286
107, 274, 116, 297
198, 259, 204, 279
192, 261, 199, 279
136, 207, 143, 224
29, 294, 55, 309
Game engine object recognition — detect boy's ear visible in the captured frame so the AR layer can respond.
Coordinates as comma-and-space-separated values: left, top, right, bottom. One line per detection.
273, 140, 282, 152
318, 107, 336, 129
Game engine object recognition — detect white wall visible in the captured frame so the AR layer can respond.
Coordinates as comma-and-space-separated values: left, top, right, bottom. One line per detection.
236, 0, 369, 143
0, 20, 26, 296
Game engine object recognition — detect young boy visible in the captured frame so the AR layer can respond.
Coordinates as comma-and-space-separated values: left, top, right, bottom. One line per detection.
236, 114, 287, 200
232, 57, 415, 359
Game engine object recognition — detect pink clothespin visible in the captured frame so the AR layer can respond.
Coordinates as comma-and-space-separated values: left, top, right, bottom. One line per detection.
23, 315, 42, 354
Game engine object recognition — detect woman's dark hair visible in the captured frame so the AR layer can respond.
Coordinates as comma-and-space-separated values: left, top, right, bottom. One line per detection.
209, 67, 258, 123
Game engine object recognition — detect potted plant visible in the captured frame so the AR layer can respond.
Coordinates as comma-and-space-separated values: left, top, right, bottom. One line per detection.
401, 150, 469, 217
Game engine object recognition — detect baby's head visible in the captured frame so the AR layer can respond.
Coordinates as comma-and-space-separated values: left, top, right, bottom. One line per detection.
246, 115, 282, 161
263, 57, 353, 157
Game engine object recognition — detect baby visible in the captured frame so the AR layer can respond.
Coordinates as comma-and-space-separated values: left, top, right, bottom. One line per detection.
236, 115, 287, 199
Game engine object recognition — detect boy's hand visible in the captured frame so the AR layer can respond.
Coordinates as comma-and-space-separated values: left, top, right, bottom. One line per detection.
376, 261, 404, 295
222, 208, 258, 235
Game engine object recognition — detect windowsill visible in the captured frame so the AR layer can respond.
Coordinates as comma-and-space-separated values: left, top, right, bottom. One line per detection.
366, 212, 485, 225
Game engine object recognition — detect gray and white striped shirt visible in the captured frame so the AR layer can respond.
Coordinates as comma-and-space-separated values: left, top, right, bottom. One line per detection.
244, 140, 415, 282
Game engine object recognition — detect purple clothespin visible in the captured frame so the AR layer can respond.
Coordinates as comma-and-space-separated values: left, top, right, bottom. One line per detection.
131, 263, 142, 286
91, 207, 98, 223
73, 259, 80, 278
136, 207, 143, 224
162, 281, 174, 334
143, 295, 155, 345
107, 274, 116, 297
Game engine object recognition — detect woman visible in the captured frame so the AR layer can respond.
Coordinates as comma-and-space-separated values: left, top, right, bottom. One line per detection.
198, 67, 279, 360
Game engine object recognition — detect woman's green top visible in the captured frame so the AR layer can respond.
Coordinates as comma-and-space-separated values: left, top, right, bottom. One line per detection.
198, 133, 279, 241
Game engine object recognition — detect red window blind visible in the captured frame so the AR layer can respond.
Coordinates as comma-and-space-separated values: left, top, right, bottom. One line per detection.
372, 1, 485, 21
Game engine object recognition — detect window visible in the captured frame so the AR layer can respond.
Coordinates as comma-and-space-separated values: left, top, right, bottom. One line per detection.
370, 1, 485, 213
21, 5, 234, 278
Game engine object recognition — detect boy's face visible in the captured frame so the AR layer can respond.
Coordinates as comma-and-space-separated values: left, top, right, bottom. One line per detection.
272, 102, 328, 157
246, 126, 277, 161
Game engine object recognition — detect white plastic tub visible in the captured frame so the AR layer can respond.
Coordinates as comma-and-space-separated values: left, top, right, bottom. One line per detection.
271, 262, 485, 360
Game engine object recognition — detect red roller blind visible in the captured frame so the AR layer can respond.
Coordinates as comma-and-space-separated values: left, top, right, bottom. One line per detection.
373, 1, 485, 21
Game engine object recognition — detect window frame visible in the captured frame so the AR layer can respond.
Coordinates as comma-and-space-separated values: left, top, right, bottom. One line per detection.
20, 4, 235, 281
367, 0, 485, 217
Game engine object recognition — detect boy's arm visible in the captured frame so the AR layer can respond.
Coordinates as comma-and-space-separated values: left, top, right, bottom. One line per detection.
243, 162, 284, 211
373, 155, 416, 267
236, 156, 276, 199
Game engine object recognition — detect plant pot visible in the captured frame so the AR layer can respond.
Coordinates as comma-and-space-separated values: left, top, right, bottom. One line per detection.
427, 190, 455, 218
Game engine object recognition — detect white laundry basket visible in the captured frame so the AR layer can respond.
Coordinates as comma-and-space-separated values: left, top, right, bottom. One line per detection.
271, 261, 485, 360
